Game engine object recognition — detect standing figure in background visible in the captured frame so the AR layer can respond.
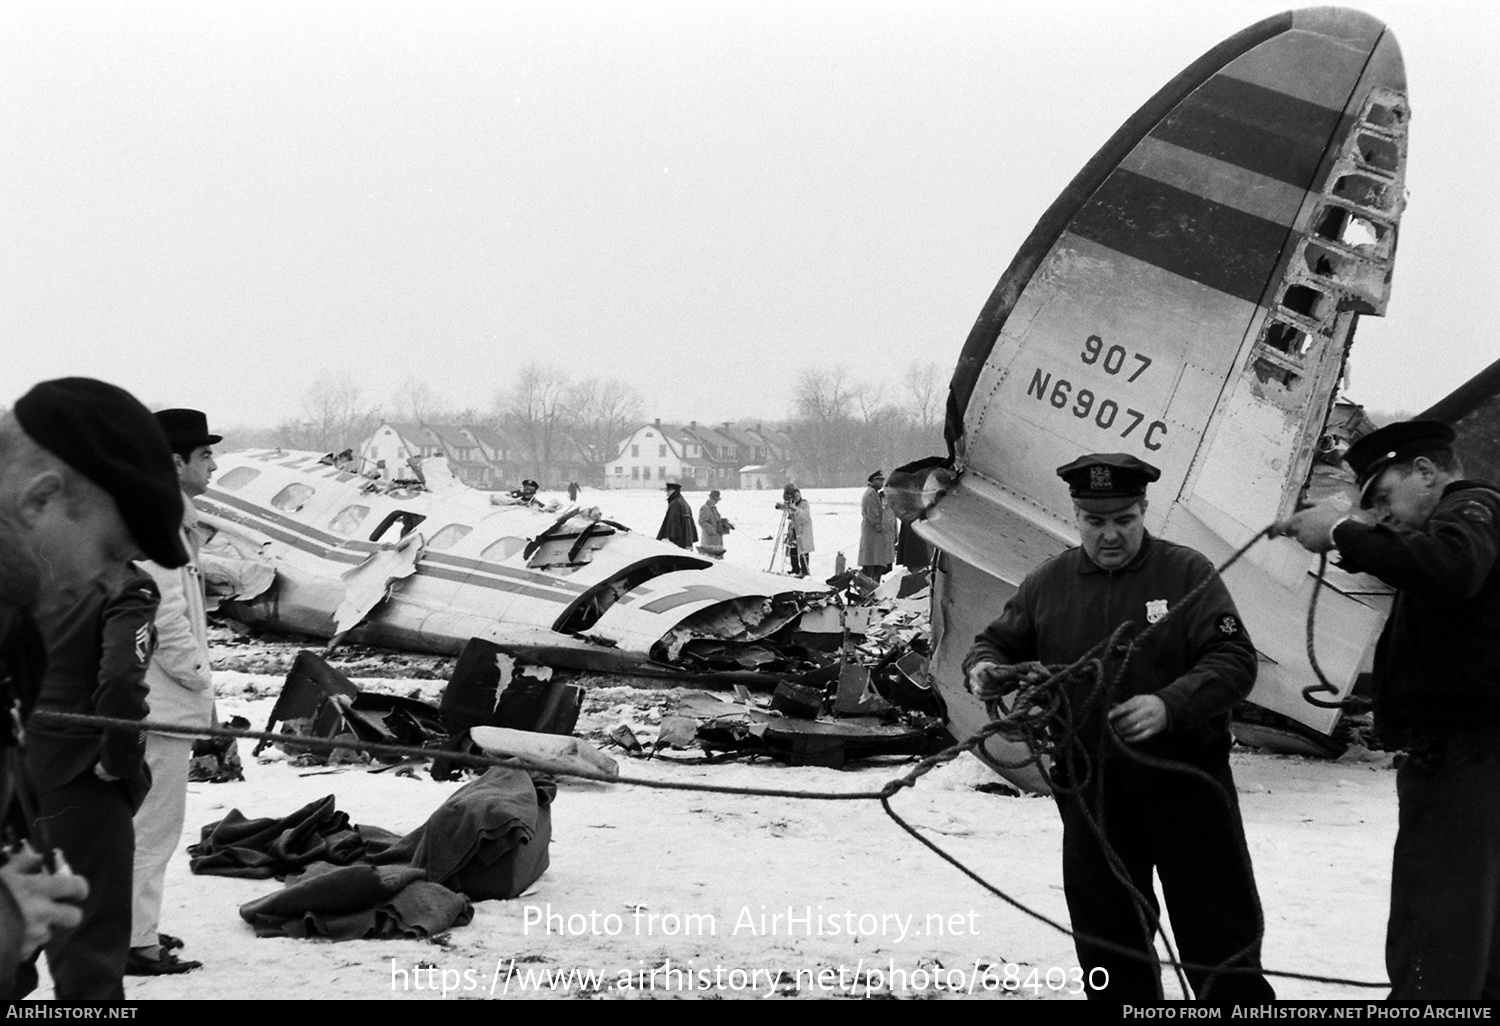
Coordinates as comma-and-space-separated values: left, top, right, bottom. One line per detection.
858, 470, 895, 580
128, 408, 219, 977
657, 481, 697, 550
697, 490, 732, 559
777, 485, 814, 577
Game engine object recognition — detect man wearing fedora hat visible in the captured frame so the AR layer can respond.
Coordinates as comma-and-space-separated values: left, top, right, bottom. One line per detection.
697, 489, 731, 559
1277, 420, 1500, 999
125, 409, 220, 976
0, 377, 188, 996
965, 453, 1272, 1001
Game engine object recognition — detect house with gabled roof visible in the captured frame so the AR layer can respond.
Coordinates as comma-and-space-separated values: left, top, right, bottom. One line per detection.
604, 419, 712, 489
360, 421, 522, 491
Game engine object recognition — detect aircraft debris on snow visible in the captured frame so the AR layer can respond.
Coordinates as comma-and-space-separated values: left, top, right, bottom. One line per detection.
197, 449, 833, 681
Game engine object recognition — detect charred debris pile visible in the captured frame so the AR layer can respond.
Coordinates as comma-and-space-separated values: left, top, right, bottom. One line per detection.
243, 567, 950, 775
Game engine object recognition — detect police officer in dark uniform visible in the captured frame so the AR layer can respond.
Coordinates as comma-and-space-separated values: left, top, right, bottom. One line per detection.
25, 564, 159, 999
1276, 420, 1500, 999
965, 453, 1274, 1001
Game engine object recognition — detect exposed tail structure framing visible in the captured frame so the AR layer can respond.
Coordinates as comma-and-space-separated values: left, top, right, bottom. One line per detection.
909, 8, 1410, 788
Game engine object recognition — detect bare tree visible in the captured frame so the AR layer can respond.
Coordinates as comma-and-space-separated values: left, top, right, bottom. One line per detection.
278, 372, 380, 453
391, 375, 447, 425
497, 363, 572, 483
789, 366, 860, 485
565, 376, 645, 480
854, 382, 907, 474
904, 360, 944, 434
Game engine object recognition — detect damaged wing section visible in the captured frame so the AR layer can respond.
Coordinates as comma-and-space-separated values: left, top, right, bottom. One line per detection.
199, 449, 832, 677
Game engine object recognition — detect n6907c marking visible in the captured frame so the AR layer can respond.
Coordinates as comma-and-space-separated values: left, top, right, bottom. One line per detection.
1025, 368, 1167, 451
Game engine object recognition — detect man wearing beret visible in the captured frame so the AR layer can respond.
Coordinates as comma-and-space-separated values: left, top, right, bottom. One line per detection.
964, 453, 1273, 1001
126, 409, 219, 977
1277, 420, 1500, 999
0, 377, 188, 997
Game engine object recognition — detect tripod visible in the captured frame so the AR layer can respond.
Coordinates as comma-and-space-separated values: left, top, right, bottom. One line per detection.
768, 504, 791, 572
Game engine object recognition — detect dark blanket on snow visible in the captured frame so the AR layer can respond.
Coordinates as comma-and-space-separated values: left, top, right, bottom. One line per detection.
190, 767, 555, 940
238, 863, 473, 940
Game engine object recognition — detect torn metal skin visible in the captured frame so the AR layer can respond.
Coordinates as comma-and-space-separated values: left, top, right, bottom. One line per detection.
198, 450, 832, 679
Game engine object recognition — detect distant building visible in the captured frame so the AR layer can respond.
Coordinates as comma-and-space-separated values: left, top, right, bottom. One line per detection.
359, 421, 524, 491
605, 419, 795, 490
359, 422, 432, 481
605, 420, 709, 489
739, 465, 775, 490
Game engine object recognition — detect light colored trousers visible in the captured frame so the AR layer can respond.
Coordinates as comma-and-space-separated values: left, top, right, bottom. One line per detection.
130, 733, 193, 949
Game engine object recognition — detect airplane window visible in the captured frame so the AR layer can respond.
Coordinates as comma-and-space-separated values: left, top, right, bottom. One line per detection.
481, 536, 527, 561
427, 524, 472, 551
270, 483, 315, 512
328, 505, 370, 536
215, 467, 260, 491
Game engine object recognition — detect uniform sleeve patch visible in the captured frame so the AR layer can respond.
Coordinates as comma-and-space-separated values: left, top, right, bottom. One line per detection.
1216, 614, 1240, 636
1458, 501, 1495, 525
134, 624, 156, 665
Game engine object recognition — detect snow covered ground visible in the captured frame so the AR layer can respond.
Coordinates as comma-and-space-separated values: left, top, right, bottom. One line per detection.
583, 483, 876, 581
29, 482, 1400, 1002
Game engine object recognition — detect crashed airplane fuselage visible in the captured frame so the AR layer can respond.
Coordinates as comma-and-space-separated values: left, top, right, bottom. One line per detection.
899, 7, 1409, 789
198, 450, 830, 672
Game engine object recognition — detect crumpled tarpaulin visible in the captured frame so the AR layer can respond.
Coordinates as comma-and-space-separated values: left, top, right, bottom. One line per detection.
187, 793, 379, 878
189, 767, 554, 940
238, 862, 473, 940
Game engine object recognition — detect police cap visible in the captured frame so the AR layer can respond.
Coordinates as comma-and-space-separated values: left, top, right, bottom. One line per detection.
1056, 452, 1160, 514
1345, 420, 1456, 508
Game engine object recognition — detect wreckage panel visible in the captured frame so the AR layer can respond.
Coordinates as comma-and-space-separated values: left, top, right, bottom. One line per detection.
927, 554, 1047, 792
588, 566, 827, 655
912, 477, 1072, 592
961, 230, 1259, 533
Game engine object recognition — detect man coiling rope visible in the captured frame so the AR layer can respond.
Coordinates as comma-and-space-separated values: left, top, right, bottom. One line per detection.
963, 453, 1278, 1001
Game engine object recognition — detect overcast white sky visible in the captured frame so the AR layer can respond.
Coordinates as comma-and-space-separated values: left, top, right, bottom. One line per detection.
2, 0, 1493, 431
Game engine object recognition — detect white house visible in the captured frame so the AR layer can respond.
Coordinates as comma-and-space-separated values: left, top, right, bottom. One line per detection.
359, 422, 434, 481
605, 420, 709, 489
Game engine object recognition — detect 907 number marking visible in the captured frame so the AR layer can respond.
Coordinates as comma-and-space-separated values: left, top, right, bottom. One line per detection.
1080, 335, 1152, 381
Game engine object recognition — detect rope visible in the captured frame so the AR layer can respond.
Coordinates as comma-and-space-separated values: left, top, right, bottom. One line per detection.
27, 521, 1389, 993
1300, 552, 1373, 711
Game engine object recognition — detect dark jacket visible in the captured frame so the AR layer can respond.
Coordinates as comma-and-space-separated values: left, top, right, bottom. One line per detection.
963, 533, 1256, 765
0, 607, 46, 995
1333, 480, 1500, 747
657, 492, 698, 549
25, 568, 158, 811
